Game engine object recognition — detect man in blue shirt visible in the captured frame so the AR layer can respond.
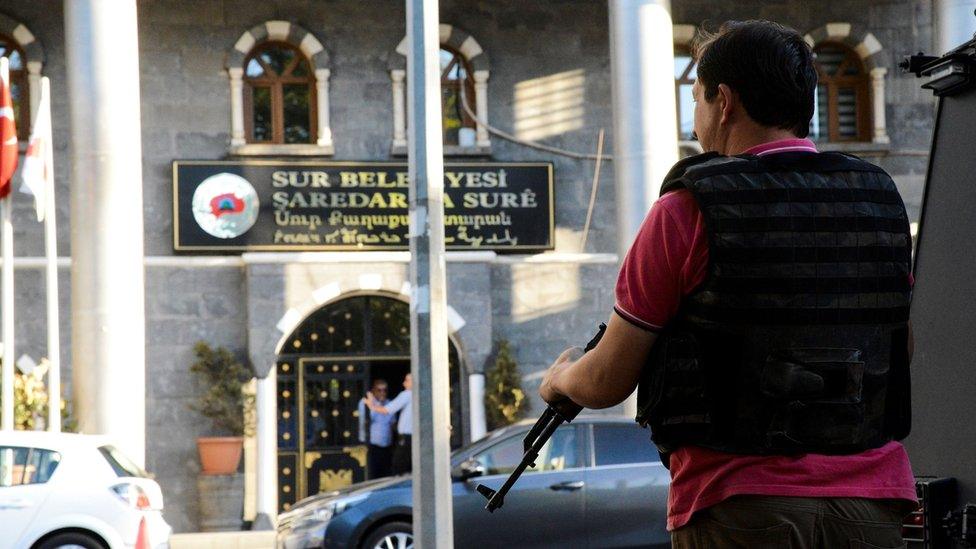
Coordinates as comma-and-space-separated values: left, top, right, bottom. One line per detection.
363, 373, 412, 475
358, 379, 396, 478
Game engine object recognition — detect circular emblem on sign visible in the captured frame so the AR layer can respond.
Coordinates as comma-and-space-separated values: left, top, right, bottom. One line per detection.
191, 173, 260, 239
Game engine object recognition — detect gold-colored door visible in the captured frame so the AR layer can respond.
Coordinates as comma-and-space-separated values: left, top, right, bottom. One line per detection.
300, 358, 369, 497
276, 358, 371, 510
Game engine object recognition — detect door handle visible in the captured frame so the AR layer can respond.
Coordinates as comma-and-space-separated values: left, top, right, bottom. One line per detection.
549, 480, 584, 491
0, 499, 32, 510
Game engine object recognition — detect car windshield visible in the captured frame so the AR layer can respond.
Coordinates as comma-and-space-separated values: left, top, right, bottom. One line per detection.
98, 445, 150, 478
451, 424, 524, 464
471, 425, 578, 475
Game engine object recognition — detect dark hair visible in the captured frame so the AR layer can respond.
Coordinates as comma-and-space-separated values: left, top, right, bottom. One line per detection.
694, 20, 817, 137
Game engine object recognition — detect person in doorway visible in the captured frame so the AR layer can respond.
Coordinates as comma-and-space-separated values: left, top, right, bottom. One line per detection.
539, 20, 916, 548
363, 373, 413, 475
358, 379, 396, 479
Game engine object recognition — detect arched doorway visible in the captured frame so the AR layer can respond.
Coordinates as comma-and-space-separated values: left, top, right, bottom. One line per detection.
275, 294, 464, 511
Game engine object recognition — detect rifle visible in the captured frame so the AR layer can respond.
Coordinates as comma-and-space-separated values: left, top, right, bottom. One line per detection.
477, 323, 607, 512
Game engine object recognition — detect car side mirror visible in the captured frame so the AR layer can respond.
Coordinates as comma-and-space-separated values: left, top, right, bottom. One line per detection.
452, 459, 485, 481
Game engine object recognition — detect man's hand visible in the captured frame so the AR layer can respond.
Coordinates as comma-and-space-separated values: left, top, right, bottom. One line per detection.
536, 312, 658, 409
539, 347, 585, 404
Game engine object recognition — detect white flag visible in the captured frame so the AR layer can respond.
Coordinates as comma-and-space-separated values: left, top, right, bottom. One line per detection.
20, 77, 52, 222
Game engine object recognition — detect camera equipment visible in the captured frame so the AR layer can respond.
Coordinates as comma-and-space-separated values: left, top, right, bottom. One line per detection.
903, 477, 956, 548
943, 503, 976, 548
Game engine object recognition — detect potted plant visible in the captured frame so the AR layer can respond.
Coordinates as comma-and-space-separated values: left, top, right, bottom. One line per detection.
189, 342, 256, 475
484, 340, 531, 431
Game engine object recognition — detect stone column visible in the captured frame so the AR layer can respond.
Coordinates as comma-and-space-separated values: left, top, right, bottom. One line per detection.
64, 0, 147, 465
870, 67, 890, 144
391, 69, 407, 148
228, 67, 246, 147
26, 61, 41, 124
609, 0, 677, 416
468, 373, 486, 441
315, 69, 332, 148
253, 373, 277, 530
473, 70, 490, 147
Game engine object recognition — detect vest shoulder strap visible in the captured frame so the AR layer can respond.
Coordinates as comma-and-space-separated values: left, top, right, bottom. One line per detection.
661, 151, 892, 196
659, 151, 726, 196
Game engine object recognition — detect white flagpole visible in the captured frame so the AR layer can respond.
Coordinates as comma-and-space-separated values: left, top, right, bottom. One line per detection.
1, 192, 11, 432
1, 57, 14, 432
39, 78, 60, 432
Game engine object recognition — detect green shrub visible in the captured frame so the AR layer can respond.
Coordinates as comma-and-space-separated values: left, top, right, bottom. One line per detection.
0, 358, 76, 432
188, 342, 256, 437
484, 340, 530, 430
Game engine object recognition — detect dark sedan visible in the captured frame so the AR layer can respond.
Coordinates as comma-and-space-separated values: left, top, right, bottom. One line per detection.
276, 416, 670, 548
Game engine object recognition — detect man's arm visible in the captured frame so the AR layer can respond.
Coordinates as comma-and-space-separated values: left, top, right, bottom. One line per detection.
361, 393, 387, 414
540, 312, 657, 409
358, 400, 368, 442
366, 391, 409, 415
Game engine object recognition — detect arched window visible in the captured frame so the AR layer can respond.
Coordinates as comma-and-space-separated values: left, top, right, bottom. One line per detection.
225, 21, 332, 155
243, 42, 317, 145
0, 34, 29, 140
390, 24, 491, 154
673, 47, 697, 142
440, 46, 477, 147
811, 43, 870, 142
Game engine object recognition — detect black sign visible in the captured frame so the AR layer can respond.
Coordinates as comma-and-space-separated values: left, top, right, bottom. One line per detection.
173, 161, 554, 252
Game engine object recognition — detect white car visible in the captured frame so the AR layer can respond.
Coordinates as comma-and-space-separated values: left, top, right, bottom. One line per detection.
0, 431, 171, 549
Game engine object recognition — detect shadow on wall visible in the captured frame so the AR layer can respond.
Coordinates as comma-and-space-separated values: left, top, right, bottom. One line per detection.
513, 69, 586, 141
491, 261, 619, 415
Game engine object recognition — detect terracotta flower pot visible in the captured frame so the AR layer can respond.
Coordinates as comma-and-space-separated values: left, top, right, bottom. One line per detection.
196, 437, 244, 475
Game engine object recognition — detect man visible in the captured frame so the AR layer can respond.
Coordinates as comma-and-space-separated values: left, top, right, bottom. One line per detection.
540, 20, 916, 548
363, 373, 413, 475
358, 379, 396, 478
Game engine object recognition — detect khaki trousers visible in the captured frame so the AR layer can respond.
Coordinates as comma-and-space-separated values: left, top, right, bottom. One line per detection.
671, 495, 914, 549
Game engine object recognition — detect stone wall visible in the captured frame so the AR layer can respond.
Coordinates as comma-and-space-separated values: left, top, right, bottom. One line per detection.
490, 260, 620, 414
145, 265, 247, 532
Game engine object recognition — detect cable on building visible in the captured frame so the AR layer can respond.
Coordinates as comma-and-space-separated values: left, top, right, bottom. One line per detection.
459, 86, 613, 161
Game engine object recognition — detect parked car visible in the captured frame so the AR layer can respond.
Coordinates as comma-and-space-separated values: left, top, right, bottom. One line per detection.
0, 431, 171, 549
277, 416, 670, 548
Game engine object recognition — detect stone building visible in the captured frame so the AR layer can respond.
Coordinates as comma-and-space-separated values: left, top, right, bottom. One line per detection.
0, 0, 941, 532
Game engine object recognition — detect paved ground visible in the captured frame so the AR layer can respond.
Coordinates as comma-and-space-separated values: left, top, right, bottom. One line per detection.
170, 531, 275, 549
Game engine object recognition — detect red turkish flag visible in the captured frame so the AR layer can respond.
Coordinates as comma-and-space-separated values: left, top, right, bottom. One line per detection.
0, 57, 19, 199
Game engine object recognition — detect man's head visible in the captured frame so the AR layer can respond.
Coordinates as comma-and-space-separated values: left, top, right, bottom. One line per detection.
692, 20, 818, 154
402, 373, 412, 391
371, 379, 389, 398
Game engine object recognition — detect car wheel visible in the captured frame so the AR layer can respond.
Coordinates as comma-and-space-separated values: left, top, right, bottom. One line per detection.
34, 532, 105, 549
362, 521, 413, 549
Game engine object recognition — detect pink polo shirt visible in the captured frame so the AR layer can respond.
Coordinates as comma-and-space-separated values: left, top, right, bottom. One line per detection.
614, 139, 917, 531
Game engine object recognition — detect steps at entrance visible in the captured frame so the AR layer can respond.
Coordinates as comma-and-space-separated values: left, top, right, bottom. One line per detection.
170, 531, 275, 549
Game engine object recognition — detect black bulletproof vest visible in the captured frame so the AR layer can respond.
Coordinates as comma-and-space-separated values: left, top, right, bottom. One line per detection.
635, 151, 913, 459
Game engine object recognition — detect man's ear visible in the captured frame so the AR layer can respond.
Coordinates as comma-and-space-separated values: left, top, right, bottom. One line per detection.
717, 83, 735, 126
